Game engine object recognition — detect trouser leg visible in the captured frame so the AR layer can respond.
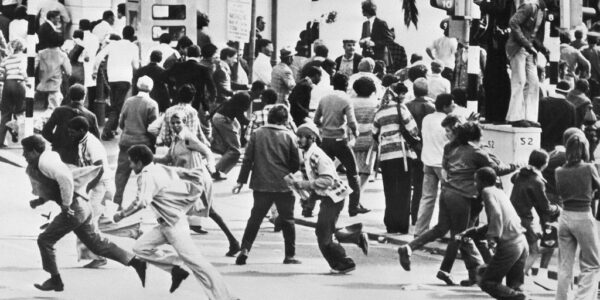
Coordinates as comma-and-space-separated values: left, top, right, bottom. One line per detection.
240, 191, 273, 252
506, 49, 527, 122
273, 192, 296, 257
410, 159, 424, 225
165, 219, 233, 300
414, 166, 441, 236
113, 145, 132, 207
38, 211, 80, 275
208, 207, 239, 246
0, 109, 11, 145
133, 224, 181, 273
315, 197, 349, 269
479, 238, 527, 299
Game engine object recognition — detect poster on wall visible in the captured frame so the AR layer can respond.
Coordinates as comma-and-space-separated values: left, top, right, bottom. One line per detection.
227, 0, 251, 42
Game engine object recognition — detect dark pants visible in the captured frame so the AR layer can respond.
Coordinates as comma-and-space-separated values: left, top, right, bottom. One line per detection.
380, 158, 412, 233
38, 198, 133, 275
241, 191, 296, 257
113, 145, 132, 207
0, 79, 25, 145
320, 138, 361, 212
442, 67, 454, 83
483, 46, 511, 123
208, 206, 238, 247
315, 196, 354, 269
480, 237, 528, 300
410, 159, 424, 225
409, 187, 484, 273
103, 81, 131, 134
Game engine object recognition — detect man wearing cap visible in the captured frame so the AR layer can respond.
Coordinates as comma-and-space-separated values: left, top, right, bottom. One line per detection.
113, 76, 159, 209
288, 121, 368, 274
271, 48, 296, 103
538, 81, 576, 151
335, 40, 363, 78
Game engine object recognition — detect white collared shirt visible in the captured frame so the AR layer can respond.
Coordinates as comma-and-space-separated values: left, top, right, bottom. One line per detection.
94, 39, 140, 83
252, 52, 272, 85
92, 20, 116, 43
368, 16, 375, 34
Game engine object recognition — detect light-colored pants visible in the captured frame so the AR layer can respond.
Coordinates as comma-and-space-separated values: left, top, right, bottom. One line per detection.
506, 48, 539, 122
414, 166, 442, 236
77, 178, 115, 260
133, 218, 234, 300
556, 210, 600, 300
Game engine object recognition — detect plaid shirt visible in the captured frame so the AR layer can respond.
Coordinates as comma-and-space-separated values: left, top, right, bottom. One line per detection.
158, 103, 206, 146
245, 104, 296, 142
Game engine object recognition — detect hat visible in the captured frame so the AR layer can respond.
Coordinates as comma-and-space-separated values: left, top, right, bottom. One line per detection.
296, 122, 321, 143
342, 39, 357, 44
137, 76, 154, 92
555, 81, 571, 95
280, 47, 292, 58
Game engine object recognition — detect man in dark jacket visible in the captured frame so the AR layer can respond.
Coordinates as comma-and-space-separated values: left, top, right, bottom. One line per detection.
359, 1, 394, 64
133, 50, 170, 112
42, 84, 100, 165
538, 81, 576, 151
233, 105, 301, 265
510, 149, 560, 274
289, 66, 321, 126
164, 45, 216, 132
335, 40, 363, 78
37, 10, 62, 52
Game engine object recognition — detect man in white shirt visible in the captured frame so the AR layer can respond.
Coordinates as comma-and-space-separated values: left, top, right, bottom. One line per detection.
427, 60, 451, 100
92, 10, 116, 43
113, 145, 235, 298
94, 25, 140, 141
252, 39, 273, 85
426, 19, 458, 82
414, 93, 455, 238
68, 116, 114, 268
144, 33, 176, 68
79, 19, 100, 105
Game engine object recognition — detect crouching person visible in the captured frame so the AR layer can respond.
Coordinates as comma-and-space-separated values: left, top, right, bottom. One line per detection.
461, 167, 528, 300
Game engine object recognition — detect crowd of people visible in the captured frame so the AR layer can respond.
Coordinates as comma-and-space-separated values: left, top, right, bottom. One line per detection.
4, 0, 600, 299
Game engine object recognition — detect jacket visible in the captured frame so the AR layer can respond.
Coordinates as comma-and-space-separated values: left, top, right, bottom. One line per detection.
538, 95, 576, 151
133, 63, 170, 112
360, 17, 395, 62
163, 59, 216, 112
510, 166, 560, 226
289, 78, 313, 126
335, 53, 363, 75
37, 21, 60, 52
237, 124, 300, 192
42, 102, 99, 165
506, 0, 546, 59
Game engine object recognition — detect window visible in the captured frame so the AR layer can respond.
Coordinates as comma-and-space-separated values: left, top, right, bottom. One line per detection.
152, 5, 186, 20
152, 26, 186, 41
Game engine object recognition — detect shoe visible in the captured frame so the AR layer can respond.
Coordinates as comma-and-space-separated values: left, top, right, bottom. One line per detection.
235, 252, 248, 265
283, 257, 302, 264
330, 261, 356, 274
436, 270, 457, 286
212, 171, 227, 181
459, 278, 478, 286
225, 242, 241, 257
358, 233, 369, 256
349, 205, 370, 217
129, 258, 147, 287
83, 258, 107, 269
34, 276, 64, 292
302, 210, 313, 218
397, 246, 411, 271
7, 127, 18, 143
170, 265, 190, 293
189, 225, 208, 234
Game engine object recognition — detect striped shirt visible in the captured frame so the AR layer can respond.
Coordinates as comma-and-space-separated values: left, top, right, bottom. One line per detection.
372, 99, 418, 161
0, 53, 27, 81
158, 103, 206, 146
352, 95, 378, 151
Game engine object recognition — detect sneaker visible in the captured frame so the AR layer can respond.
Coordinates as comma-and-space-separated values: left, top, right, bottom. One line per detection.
283, 257, 302, 264
459, 278, 477, 286
397, 246, 411, 271
189, 225, 208, 234
436, 270, 457, 286
349, 205, 370, 217
83, 258, 107, 269
7, 127, 18, 143
212, 171, 227, 181
330, 262, 356, 274
358, 233, 369, 256
225, 242, 241, 257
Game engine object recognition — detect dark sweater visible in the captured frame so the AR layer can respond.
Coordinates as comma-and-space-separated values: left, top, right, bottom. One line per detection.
510, 167, 560, 225
289, 79, 313, 126
555, 162, 600, 211
538, 96, 576, 151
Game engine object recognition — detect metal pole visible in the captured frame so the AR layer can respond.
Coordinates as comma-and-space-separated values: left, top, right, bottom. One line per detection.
271, 0, 278, 67
248, 0, 257, 83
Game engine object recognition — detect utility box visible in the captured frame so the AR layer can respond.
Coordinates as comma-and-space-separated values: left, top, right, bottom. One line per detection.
125, 0, 197, 63
480, 124, 542, 195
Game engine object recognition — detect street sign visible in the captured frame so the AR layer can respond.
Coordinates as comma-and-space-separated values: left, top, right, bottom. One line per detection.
227, 0, 252, 42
